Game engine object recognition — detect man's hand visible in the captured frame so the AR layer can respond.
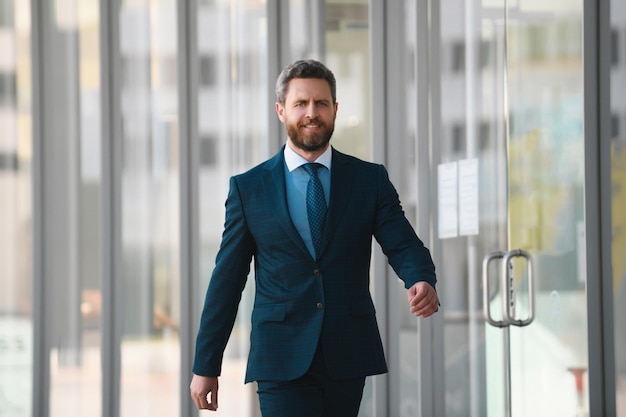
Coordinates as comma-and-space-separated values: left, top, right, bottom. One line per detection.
190, 374, 219, 411
407, 282, 439, 318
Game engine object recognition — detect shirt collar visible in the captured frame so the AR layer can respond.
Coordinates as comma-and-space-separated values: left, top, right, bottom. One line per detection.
284, 143, 332, 172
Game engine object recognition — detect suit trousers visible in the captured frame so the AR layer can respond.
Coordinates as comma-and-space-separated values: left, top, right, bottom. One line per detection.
256, 342, 366, 417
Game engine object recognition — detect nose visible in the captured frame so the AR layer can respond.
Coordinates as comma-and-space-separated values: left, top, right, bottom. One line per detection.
305, 102, 318, 118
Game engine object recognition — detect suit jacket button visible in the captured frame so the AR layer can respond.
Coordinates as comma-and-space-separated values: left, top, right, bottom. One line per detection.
313, 269, 320, 276
316, 302, 324, 309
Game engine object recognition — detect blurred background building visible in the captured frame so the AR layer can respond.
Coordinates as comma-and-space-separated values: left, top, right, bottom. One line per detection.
0, 0, 623, 416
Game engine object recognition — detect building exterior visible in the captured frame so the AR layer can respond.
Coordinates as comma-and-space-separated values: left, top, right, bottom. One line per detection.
0, 0, 623, 416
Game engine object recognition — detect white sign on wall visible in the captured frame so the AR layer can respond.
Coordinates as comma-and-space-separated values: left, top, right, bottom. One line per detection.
459, 158, 479, 236
438, 158, 479, 239
438, 162, 458, 239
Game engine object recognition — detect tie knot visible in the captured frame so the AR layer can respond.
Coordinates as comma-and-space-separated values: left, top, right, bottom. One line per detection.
303, 162, 323, 177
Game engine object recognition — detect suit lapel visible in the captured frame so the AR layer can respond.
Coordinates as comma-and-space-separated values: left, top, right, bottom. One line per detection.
262, 147, 312, 258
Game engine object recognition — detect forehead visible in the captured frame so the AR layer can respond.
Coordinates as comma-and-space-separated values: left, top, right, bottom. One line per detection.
285, 78, 333, 101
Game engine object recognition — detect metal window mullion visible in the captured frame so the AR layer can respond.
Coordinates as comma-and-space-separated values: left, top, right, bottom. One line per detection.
583, 0, 616, 416
31, 0, 49, 415
424, 0, 446, 416
598, 0, 617, 412
369, 1, 389, 416
100, 0, 123, 416
177, 0, 199, 416
413, 0, 437, 416
306, 0, 325, 61
381, 1, 410, 417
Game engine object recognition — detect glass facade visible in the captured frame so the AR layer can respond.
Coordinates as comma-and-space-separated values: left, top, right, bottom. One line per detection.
194, 0, 268, 414
118, 0, 180, 415
0, 0, 617, 416
39, 0, 105, 415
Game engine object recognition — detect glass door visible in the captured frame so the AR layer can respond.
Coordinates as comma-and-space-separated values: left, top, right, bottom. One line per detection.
438, 1, 588, 416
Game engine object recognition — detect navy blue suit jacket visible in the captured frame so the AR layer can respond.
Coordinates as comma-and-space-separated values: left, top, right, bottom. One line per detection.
192, 146, 436, 383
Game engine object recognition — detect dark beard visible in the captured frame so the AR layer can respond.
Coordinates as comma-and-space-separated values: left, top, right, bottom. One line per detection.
286, 122, 334, 152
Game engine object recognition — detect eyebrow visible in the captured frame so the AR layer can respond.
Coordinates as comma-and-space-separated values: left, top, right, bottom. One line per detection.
292, 98, 331, 104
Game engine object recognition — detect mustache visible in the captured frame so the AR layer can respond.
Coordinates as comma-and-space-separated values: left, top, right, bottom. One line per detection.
298, 118, 324, 127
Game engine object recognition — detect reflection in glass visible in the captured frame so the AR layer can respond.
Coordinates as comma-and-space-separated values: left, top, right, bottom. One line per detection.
37, 0, 106, 415
0, 1, 33, 416
504, 4, 587, 415
324, 1, 370, 162
195, 1, 268, 415
119, 0, 180, 415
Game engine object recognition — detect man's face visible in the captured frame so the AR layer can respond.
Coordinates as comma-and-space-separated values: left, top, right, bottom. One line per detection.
276, 78, 338, 154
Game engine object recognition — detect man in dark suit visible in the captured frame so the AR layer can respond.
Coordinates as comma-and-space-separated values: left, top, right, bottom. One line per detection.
190, 59, 439, 417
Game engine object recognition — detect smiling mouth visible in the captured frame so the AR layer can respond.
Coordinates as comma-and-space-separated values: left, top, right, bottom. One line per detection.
301, 121, 323, 129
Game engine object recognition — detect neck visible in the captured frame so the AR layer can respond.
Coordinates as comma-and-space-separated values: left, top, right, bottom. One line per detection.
286, 140, 330, 162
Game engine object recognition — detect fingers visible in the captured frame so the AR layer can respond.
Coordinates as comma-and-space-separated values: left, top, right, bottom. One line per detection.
208, 385, 218, 411
190, 375, 219, 411
408, 282, 439, 318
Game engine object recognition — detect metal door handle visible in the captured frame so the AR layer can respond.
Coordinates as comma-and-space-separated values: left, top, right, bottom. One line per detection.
482, 249, 535, 327
482, 251, 507, 327
502, 249, 535, 327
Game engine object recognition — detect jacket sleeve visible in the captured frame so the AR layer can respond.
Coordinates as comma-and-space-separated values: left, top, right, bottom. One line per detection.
372, 164, 437, 290
192, 176, 256, 377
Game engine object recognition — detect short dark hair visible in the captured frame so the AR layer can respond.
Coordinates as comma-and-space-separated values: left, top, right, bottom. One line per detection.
275, 59, 337, 104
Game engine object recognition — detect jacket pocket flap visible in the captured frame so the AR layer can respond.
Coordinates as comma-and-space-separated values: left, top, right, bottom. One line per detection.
252, 304, 286, 322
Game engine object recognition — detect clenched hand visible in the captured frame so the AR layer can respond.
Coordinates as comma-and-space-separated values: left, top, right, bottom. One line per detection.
407, 282, 439, 318
190, 374, 219, 411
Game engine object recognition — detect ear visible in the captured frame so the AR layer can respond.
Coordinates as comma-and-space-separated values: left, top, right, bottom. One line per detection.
275, 102, 286, 123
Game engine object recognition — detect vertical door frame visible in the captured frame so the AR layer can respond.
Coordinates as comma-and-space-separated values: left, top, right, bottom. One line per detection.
414, 0, 446, 416
177, 0, 199, 416
369, 1, 391, 415
584, 0, 616, 416
31, 0, 48, 415
101, 0, 123, 416
268, 0, 287, 153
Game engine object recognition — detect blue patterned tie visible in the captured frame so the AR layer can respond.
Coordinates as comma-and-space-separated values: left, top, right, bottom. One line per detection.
303, 163, 327, 258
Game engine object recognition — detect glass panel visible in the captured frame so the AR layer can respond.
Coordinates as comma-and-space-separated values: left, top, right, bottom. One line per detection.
611, 0, 626, 413
195, 0, 268, 415
438, 1, 587, 416
35, 0, 105, 415
438, 2, 503, 416
0, 1, 33, 416
287, 0, 371, 160
504, 2, 587, 416
289, 0, 317, 59
118, 0, 180, 415
324, 0, 370, 162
